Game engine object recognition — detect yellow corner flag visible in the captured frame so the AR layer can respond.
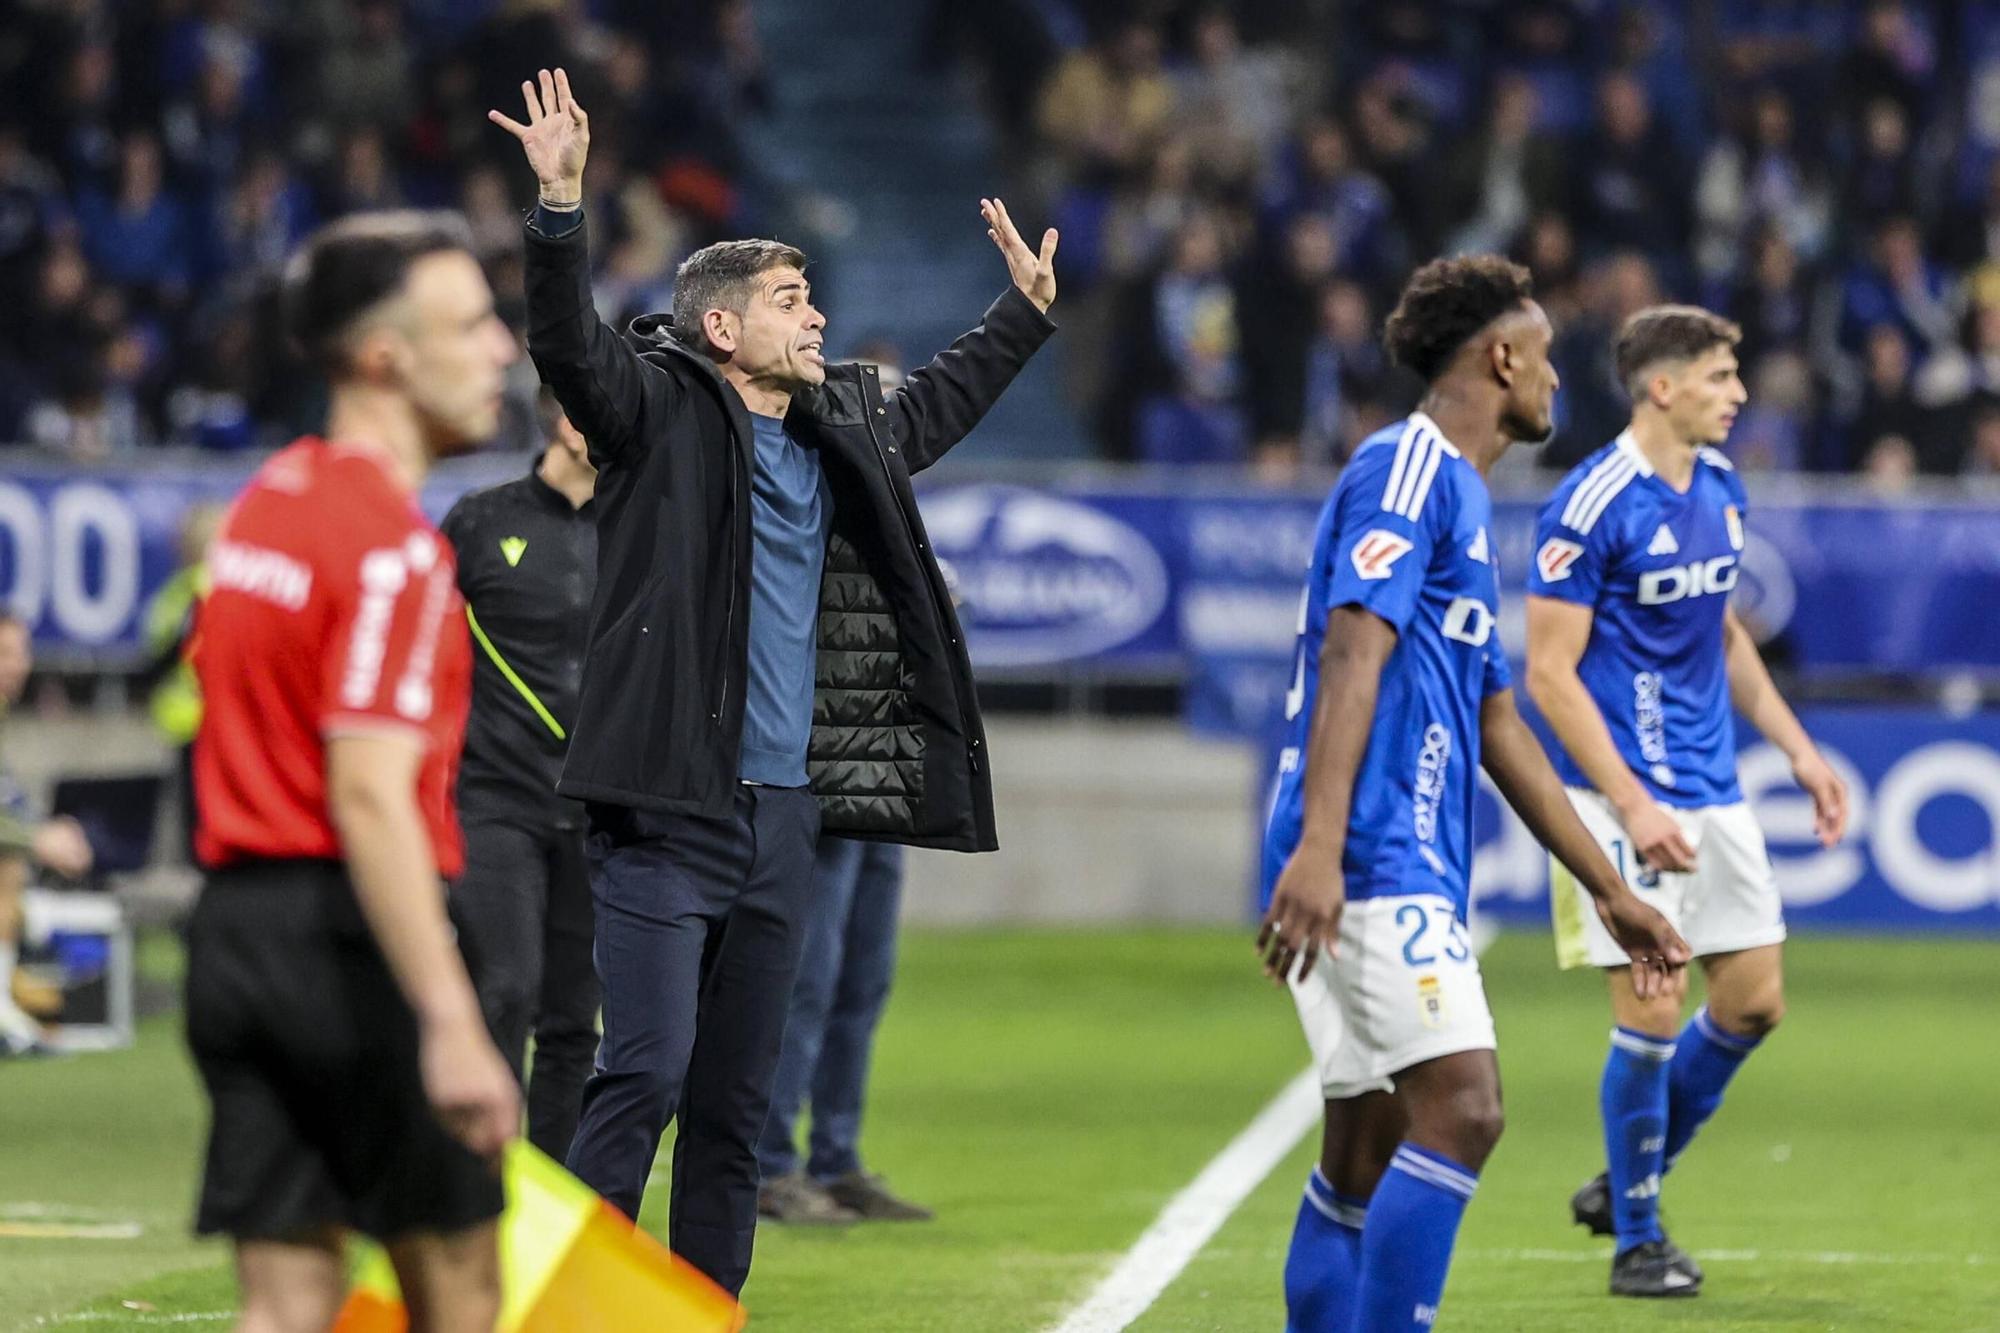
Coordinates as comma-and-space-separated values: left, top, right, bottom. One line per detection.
334, 1141, 746, 1332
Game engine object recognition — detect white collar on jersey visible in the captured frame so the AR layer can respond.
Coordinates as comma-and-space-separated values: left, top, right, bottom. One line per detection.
1614, 429, 1656, 476
1408, 411, 1464, 458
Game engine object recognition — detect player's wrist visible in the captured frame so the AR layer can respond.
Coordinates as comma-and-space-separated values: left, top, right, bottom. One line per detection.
538, 180, 583, 209
413, 987, 485, 1034
1609, 785, 1654, 821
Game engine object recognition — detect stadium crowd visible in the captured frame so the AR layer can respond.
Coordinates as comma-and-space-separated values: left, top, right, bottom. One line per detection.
974, 0, 2000, 479
0, 0, 769, 457
13, 0, 2000, 480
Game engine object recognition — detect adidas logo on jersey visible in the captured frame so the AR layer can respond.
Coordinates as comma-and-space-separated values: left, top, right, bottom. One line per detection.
1647, 524, 1679, 556
1467, 527, 1490, 564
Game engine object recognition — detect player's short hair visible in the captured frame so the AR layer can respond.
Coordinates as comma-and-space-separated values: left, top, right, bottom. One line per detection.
1383, 255, 1535, 384
1615, 305, 1742, 399
672, 239, 810, 347
284, 211, 476, 376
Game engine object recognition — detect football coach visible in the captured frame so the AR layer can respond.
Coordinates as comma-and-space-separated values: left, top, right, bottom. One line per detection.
491, 68, 1056, 1292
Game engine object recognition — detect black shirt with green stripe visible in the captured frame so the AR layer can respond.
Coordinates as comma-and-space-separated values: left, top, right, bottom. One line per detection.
441, 461, 595, 828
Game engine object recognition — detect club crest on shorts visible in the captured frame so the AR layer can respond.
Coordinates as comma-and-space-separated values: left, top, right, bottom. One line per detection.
1417, 974, 1445, 1029
1724, 505, 1745, 551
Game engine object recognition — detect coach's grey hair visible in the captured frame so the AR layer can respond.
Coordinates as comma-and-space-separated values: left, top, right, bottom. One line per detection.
673, 239, 810, 351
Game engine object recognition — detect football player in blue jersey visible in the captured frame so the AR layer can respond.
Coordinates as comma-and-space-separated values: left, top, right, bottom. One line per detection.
1259, 256, 1689, 1333
1525, 305, 1849, 1299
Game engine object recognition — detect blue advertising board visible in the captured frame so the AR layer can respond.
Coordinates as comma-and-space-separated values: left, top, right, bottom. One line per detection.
1, 456, 1994, 928
6, 459, 2000, 677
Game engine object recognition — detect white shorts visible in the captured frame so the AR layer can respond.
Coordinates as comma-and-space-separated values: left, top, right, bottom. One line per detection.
1551, 787, 1787, 970
1289, 894, 1498, 1100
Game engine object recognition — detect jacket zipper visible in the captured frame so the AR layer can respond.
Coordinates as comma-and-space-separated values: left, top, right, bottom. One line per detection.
857, 369, 979, 775
718, 434, 740, 725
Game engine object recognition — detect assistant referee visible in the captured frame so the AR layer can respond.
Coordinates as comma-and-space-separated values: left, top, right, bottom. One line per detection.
187, 212, 518, 1331
442, 389, 600, 1161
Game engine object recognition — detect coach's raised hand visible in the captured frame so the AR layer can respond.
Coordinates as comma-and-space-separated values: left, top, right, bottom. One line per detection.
981, 197, 1058, 313
490, 67, 590, 205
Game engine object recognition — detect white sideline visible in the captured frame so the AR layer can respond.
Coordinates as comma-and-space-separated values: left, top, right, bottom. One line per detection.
1043, 1067, 1321, 1333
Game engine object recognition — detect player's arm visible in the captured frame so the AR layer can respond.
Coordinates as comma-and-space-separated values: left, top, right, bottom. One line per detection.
1724, 609, 1847, 846
1256, 604, 1395, 985
327, 734, 516, 1159
494, 67, 665, 464
1525, 594, 1698, 872
1480, 688, 1691, 996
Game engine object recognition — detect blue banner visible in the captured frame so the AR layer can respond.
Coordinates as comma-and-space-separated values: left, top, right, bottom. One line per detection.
6, 458, 2000, 683
1465, 708, 2000, 932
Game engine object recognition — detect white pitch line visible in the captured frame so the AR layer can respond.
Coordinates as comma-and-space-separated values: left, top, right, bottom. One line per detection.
37, 1315, 235, 1326
1044, 1068, 1321, 1333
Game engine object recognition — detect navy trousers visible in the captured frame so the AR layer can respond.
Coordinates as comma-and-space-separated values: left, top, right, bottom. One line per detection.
756, 836, 905, 1181
452, 813, 599, 1161
566, 785, 819, 1295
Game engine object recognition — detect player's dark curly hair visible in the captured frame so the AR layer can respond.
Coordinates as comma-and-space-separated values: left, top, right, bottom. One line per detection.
1382, 255, 1536, 384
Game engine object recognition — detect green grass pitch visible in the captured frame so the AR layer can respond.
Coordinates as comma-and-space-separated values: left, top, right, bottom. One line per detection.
3, 929, 1996, 1329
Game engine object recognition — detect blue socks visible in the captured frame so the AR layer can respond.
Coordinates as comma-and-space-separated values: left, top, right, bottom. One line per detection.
1353, 1144, 1478, 1332
1283, 1169, 1366, 1333
1664, 1005, 1762, 1170
1602, 1027, 1676, 1252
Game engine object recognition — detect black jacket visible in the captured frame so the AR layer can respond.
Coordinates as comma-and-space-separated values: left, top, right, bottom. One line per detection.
523, 214, 1054, 851
440, 463, 596, 829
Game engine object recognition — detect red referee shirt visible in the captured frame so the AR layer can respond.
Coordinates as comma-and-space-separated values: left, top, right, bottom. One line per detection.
192, 438, 472, 877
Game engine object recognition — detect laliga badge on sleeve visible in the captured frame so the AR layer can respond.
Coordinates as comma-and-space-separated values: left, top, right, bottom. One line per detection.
1536, 537, 1584, 583
1351, 529, 1415, 581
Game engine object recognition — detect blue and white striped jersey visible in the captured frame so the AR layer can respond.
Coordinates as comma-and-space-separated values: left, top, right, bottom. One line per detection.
1261, 413, 1511, 922
1527, 432, 1749, 808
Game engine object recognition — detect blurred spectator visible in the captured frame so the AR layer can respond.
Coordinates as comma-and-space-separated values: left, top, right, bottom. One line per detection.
75, 131, 190, 305
1106, 211, 1248, 464
1262, 115, 1401, 288
1730, 349, 1816, 472
1170, 6, 1300, 188
1837, 215, 1956, 359
1963, 398, 2000, 475
318, 0, 417, 134
1695, 87, 1833, 282
1442, 74, 1564, 259
1546, 251, 1663, 470
1847, 323, 1953, 472
1860, 430, 1920, 492
1036, 20, 1173, 185
1843, 98, 1924, 233
1297, 277, 1397, 467
1513, 210, 1582, 323
1575, 71, 1692, 270
1730, 225, 1816, 366
1842, 0, 1933, 129
325, 128, 406, 218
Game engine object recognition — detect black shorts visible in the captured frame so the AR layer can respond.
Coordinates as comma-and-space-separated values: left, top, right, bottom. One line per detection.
184, 859, 505, 1241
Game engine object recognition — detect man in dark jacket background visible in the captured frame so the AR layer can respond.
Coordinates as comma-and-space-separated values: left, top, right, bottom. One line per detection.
441, 388, 599, 1162
491, 68, 1058, 1293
